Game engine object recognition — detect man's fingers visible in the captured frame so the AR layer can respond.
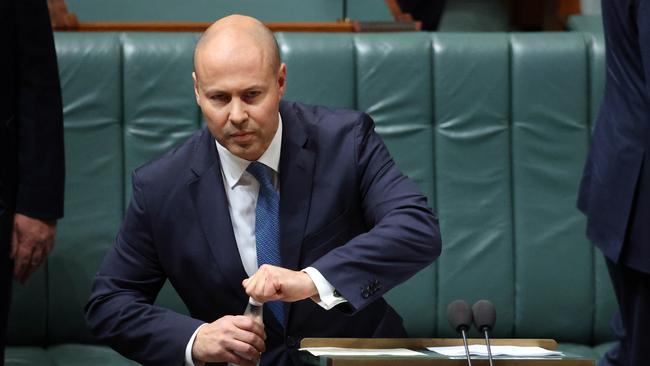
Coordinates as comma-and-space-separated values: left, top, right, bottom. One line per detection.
192, 315, 266, 364
229, 339, 263, 363
225, 350, 257, 366
233, 315, 266, 341
13, 245, 33, 283
31, 244, 45, 267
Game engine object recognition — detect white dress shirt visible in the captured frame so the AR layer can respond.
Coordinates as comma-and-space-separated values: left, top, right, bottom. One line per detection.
185, 116, 346, 365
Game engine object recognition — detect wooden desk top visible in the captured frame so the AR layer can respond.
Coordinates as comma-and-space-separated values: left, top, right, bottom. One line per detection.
299, 338, 595, 366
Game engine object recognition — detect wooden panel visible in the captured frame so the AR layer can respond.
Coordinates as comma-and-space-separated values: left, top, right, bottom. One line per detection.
299, 338, 595, 366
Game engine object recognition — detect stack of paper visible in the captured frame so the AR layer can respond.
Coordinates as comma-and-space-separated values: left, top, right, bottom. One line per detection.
429, 345, 564, 357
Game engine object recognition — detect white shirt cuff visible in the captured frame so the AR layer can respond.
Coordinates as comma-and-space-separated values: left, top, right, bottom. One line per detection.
302, 267, 347, 310
185, 323, 207, 366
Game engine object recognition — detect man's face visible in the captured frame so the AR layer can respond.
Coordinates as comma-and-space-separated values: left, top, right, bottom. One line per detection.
193, 45, 286, 161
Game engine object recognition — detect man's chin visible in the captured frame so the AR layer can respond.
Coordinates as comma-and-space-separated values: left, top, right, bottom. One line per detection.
229, 144, 263, 161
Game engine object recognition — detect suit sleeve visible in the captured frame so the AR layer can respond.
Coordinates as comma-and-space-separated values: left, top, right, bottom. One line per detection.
85, 171, 203, 365
310, 113, 442, 312
639, 0, 650, 109
13, 0, 65, 219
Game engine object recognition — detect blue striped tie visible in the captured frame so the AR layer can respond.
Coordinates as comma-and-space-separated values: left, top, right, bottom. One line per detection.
247, 162, 284, 326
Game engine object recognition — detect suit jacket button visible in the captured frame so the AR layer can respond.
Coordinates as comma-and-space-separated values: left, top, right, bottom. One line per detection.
361, 288, 370, 299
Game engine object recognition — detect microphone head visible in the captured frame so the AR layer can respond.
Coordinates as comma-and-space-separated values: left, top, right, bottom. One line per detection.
447, 300, 473, 333
472, 299, 496, 332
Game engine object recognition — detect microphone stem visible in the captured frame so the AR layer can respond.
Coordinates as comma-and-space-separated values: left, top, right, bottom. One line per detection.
460, 328, 473, 366
483, 330, 494, 366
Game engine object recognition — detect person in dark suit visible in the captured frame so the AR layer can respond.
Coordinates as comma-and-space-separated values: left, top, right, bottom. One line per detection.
578, 0, 650, 365
0, 0, 65, 364
85, 15, 441, 366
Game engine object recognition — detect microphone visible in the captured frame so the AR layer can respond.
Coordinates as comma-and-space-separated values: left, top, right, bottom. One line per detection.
447, 300, 473, 366
472, 300, 496, 366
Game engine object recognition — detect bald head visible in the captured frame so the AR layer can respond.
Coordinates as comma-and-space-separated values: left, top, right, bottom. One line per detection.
191, 14, 287, 162
194, 15, 281, 77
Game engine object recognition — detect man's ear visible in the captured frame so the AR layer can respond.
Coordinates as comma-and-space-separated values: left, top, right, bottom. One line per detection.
192, 72, 200, 104
277, 63, 287, 97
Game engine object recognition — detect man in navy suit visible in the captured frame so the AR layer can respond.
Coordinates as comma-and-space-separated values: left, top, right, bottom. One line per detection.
0, 0, 65, 364
86, 15, 441, 366
578, 0, 650, 365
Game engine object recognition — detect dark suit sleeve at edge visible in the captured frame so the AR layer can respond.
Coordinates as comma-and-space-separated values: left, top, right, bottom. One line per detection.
310, 113, 442, 312
85, 171, 203, 365
14, 0, 65, 219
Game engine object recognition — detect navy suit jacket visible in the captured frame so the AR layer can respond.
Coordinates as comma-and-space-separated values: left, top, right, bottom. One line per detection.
578, 0, 650, 273
86, 101, 442, 365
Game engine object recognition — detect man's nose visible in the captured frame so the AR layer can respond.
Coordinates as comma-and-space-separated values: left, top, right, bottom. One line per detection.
229, 99, 248, 125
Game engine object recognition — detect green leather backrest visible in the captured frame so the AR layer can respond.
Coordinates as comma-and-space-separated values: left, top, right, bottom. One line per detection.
438, 0, 510, 32
346, 0, 394, 22
510, 33, 591, 342
433, 33, 513, 338
7, 32, 616, 347
65, 0, 395, 23
277, 33, 356, 109
50, 33, 124, 344
567, 15, 604, 34
66, 0, 343, 22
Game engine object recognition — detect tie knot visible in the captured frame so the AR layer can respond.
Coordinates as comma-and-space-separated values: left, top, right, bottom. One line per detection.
247, 161, 273, 189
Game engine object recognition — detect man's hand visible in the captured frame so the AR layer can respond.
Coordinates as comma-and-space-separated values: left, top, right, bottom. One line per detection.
191, 315, 266, 366
11, 213, 57, 283
242, 264, 318, 303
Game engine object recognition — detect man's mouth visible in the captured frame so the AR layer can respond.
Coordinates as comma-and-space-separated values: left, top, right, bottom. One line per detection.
231, 131, 254, 143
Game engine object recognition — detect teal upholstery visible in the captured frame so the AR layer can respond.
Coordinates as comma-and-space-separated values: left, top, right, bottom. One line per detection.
47, 33, 124, 345
433, 33, 512, 338
6, 32, 614, 364
65, 0, 394, 23
346, 0, 394, 22
438, 0, 510, 32
567, 15, 604, 34
511, 33, 591, 343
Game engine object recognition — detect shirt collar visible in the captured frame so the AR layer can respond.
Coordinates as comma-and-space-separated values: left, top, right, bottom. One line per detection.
215, 113, 283, 189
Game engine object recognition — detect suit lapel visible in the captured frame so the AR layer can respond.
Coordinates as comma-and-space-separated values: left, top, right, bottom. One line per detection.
279, 102, 315, 272
188, 129, 248, 300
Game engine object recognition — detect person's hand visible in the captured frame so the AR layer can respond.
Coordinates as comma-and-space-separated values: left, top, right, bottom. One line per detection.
191, 315, 266, 365
11, 213, 57, 283
242, 264, 318, 303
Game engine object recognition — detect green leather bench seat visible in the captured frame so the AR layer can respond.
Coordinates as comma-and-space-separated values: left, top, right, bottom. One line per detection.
6, 31, 614, 365
6, 345, 138, 365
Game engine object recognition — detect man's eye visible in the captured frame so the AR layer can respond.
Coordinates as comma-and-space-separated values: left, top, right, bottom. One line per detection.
244, 91, 261, 100
211, 94, 230, 103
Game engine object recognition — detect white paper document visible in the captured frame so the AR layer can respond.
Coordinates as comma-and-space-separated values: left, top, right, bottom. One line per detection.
300, 347, 425, 357
429, 345, 564, 357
